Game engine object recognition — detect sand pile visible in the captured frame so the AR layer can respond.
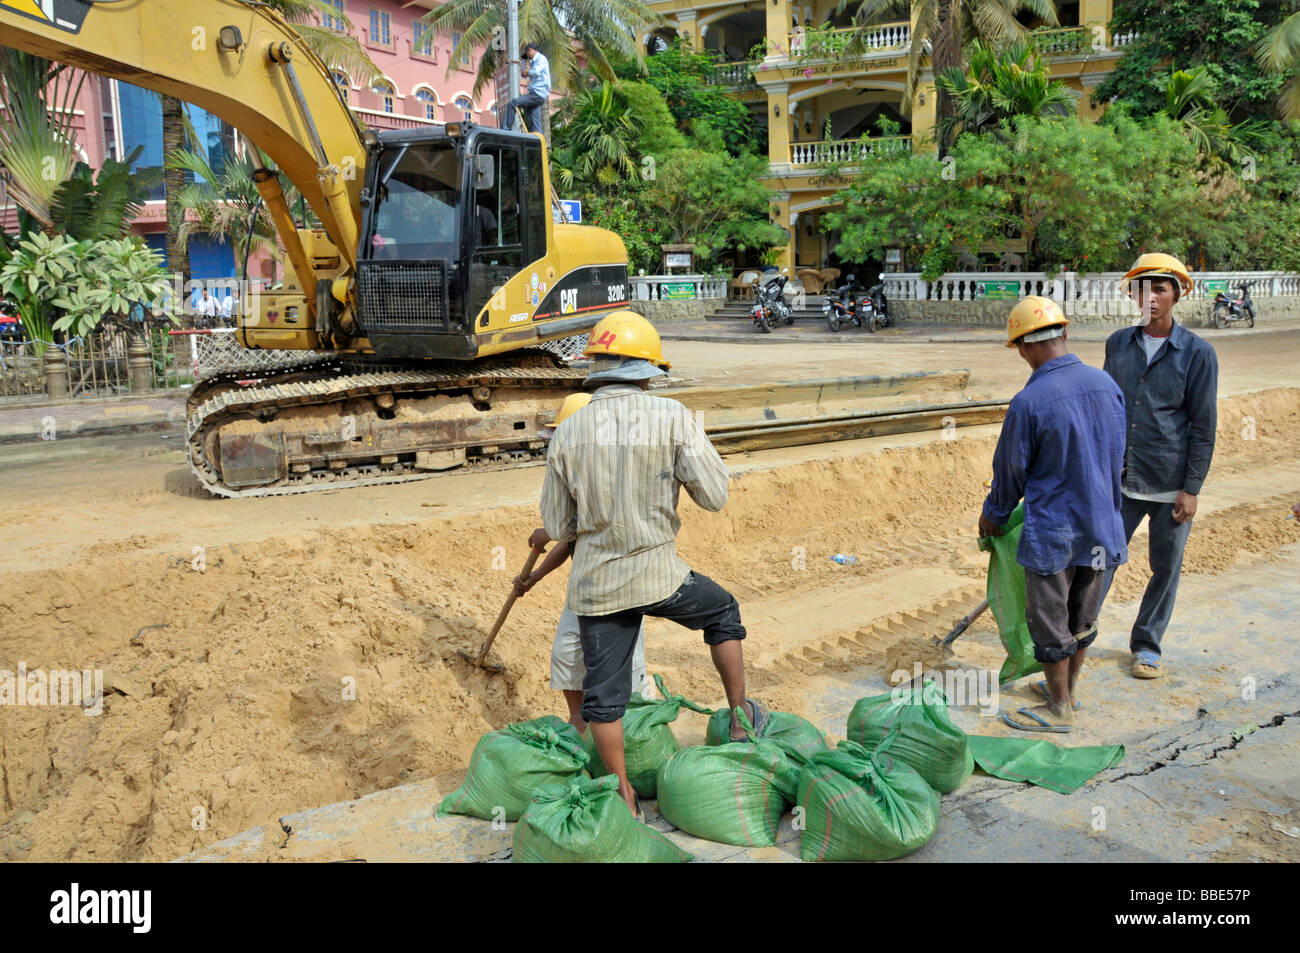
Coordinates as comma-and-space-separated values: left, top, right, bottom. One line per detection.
0, 388, 1296, 861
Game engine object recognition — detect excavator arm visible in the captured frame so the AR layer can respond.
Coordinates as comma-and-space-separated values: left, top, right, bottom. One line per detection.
0, 0, 365, 299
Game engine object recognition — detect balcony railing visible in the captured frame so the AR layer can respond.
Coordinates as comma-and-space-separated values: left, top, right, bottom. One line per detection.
1029, 25, 1139, 55
706, 61, 757, 88
790, 135, 912, 168
788, 21, 910, 60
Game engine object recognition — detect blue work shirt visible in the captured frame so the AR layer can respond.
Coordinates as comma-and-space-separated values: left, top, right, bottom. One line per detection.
527, 51, 551, 99
1103, 322, 1218, 496
982, 354, 1128, 575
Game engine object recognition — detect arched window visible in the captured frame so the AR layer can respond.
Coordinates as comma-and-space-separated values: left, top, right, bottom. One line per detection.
453, 95, 474, 116
372, 79, 396, 114
332, 71, 350, 104
415, 88, 438, 121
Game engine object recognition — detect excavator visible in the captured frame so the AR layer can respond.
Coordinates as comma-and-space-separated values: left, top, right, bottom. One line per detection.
0, 0, 630, 496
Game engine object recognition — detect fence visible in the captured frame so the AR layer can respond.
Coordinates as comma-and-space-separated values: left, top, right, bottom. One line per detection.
881, 270, 1300, 317
0, 325, 196, 403
631, 275, 729, 301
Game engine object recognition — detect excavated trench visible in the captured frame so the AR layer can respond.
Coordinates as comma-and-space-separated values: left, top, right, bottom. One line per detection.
0, 386, 1297, 861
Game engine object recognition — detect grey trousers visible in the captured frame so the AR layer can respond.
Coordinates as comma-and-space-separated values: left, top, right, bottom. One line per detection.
503, 91, 545, 132
1098, 496, 1195, 658
1024, 565, 1104, 663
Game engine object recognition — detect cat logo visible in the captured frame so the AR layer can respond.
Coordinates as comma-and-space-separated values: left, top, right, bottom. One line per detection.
1, 0, 124, 34
559, 288, 578, 315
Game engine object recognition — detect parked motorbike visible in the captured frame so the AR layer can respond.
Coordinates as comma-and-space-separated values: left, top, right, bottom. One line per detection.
824, 275, 873, 332
1212, 282, 1255, 329
751, 268, 794, 333
867, 274, 891, 328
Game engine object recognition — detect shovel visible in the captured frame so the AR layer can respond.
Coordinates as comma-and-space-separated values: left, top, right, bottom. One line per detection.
457, 548, 542, 674
932, 598, 990, 658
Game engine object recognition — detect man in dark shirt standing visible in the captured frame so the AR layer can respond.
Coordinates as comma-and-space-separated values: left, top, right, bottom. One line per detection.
980, 297, 1127, 732
1100, 253, 1218, 679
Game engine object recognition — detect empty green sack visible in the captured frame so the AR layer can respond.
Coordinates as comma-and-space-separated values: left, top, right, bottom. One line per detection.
978, 502, 1041, 684
656, 706, 800, 848
512, 775, 693, 863
438, 715, 589, 821
582, 674, 712, 797
846, 684, 973, 793
798, 737, 941, 862
704, 708, 829, 766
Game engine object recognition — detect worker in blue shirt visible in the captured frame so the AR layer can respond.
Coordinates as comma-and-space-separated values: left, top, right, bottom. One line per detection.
979, 297, 1128, 733
503, 42, 550, 134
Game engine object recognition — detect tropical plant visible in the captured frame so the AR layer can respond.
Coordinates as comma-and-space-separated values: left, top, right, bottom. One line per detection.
1255, 5, 1300, 119
551, 81, 641, 189
419, 0, 659, 98
0, 50, 87, 233
836, 0, 1059, 154
49, 238, 176, 337
50, 146, 163, 241
933, 38, 1074, 141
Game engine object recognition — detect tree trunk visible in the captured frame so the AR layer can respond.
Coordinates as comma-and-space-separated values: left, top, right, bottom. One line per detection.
161, 95, 191, 296
934, 0, 962, 157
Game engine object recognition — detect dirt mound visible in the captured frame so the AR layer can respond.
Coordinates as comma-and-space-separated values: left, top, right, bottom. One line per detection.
1, 387, 1297, 861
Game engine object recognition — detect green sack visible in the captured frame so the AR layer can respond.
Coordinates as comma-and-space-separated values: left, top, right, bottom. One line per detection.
845, 685, 974, 793
582, 674, 712, 798
978, 502, 1041, 684
438, 715, 589, 822
704, 708, 830, 766
512, 775, 693, 863
798, 737, 941, 862
968, 735, 1125, 794
656, 707, 801, 848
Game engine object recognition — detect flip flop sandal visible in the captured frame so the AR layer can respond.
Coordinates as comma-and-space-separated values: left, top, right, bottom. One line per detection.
729, 697, 770, 741
1034, 680, 1082, 710
1132, 653, 1162, 679
1004, 707, 1072, 733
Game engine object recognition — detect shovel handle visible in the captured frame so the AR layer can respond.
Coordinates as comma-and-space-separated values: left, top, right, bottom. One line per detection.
941, 598, 990, 647
475, 548, 543, 661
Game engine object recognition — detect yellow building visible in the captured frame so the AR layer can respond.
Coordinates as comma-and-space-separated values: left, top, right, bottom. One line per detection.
643, 0, 1125, 271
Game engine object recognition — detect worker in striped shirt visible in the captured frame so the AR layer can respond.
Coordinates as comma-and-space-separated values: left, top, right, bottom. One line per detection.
540, 311, 767, 818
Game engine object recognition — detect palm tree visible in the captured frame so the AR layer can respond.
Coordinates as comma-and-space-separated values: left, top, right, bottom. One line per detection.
1160, 67, 1265, 164
158, 1, 379, 286
0, 50, 86, 235
552, 81, 641, 189
1256, 7, 1300, 120
418, 0, 660, 100
836, 0, 1059, 155
934, 38, 1074, 141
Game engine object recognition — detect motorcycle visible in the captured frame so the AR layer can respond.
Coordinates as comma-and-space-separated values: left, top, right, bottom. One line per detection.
1212, 282, 1255, 329
823, 275, 873, 333
750, 268, 795, 333
867, 274, 891, 328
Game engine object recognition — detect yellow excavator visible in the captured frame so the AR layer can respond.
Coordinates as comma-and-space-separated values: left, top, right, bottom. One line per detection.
1, 0, 629, 496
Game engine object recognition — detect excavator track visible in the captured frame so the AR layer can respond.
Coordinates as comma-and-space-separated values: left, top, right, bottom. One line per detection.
187, 354, 587, 498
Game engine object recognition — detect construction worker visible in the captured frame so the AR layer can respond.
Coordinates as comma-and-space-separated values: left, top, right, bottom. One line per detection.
1098, 254, 1218, 679
513, 393, 648, 733
980, 297, 1127, 733
539, 311, 765, 817
503, 42, 549, 133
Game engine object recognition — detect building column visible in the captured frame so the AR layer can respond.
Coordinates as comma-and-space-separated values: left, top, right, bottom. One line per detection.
677, 13, 702, 50
766, 0, 792, 60
908, 4, 936, 149
1080, 0, 1112, 33
767, 83, 791, 168
774, 191, 794, 270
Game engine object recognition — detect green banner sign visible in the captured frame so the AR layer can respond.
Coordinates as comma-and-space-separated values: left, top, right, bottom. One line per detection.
660, 282, 697, 300
1204, 279, 1228, 292
980, 281, 1020, 300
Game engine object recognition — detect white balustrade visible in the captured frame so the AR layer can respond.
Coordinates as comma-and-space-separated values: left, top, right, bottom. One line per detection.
630, 274, 728, 301
790, 136, 911, 167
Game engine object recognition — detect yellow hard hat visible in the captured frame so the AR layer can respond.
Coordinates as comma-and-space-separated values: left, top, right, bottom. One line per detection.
1121, 253, 1193, 297
552, 392, 591, 427
1005, 296, 1069, 348
584, 310, 671, 370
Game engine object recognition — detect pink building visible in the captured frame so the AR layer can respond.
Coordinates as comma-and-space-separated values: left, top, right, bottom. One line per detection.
1, 0, 501, 280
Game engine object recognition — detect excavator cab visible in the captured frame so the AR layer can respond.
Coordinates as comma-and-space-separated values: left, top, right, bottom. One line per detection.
356, 124, 551, 360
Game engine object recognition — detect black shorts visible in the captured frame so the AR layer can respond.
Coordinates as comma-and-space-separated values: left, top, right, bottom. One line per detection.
1025, 565, 1104, 663
577, 571, 745, 723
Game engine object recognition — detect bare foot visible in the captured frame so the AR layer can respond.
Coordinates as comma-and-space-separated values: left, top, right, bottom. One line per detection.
729, 700, 756, 742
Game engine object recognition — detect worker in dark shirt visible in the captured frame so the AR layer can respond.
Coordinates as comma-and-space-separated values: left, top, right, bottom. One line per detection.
1098, 253, 1218, 679
980, 297, 1127, 732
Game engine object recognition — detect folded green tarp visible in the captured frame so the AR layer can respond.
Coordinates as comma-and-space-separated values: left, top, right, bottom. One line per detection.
978, 502, 1040, 684
656, 707, 800, 848
798, 736, 941, 862
845, 685, 973, 793
703, 707, 829, 767
967, 735, 1125, 794
513, 775, 693, 863
438, 715, 590, 821
582, 674, 712, 797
